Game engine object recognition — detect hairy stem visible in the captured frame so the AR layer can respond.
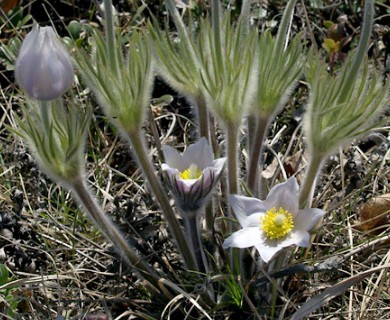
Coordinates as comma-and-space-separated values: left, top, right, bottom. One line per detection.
299, 153, 325, 208
211, 0, 223, 73
275, 0, 297, 53
338, 0, 374, 102
194, 94, 209, 140
183, 211, 207, 273
103, 0, 119, 76
247, 115, 270, 197
39, 100, 50, 130
226, 123, 239, 196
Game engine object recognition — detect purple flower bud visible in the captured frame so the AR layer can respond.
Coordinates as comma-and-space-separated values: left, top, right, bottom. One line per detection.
162, 138, 226, 212
15, 23, 74, 100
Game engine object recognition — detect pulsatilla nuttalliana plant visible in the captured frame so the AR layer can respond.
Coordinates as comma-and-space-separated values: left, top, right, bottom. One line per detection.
11, 0, 390, 318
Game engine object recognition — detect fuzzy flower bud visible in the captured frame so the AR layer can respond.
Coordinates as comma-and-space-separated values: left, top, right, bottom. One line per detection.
15, 23, 74, 100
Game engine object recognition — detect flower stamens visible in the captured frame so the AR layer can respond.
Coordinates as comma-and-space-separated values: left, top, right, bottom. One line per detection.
261, 208, 294, 239
179, 164, 203, 180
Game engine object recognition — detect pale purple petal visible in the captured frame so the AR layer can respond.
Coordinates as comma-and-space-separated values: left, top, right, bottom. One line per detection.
15, 24, 74, 100
201, 167, 215, 190
294, 208, 325, 231
223, 227, 263, 249
264, 177, 299, 216
254, 243, 283, 263
182, 137, 214, 169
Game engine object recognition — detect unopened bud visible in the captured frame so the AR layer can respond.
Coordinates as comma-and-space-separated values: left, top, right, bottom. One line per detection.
15, 23, 74, 100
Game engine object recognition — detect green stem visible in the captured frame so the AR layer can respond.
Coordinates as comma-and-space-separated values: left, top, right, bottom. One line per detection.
182, 211, 207, 273
299, 153, 325, 208
103, 0, 119, 76
127, 130, 197, 270
275, 0, 297, 54
211, 0, 223, 73
39, 100, 50, 130
194, 94, 209, 140
164, 0, 197, 63
204, 200, 214, 237
70, 176, 160, 288
247, 115, 270, 196
238, 0, 251, 35
246, 115, 257, 165
338, 0, 374, 102
226, 123, 239, 196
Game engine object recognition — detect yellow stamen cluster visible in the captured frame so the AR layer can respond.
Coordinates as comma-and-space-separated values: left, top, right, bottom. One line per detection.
179, 164, 203, 180
260, 207, 294, 239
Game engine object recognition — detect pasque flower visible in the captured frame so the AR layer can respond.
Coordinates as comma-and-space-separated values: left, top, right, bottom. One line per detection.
15, 23, 74, 100
223, 177, 325, 263
162, 137, 226, 212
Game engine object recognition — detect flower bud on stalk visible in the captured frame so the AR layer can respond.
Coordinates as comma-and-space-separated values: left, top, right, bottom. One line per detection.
15, 23, 74, 100
162, 138, 226, 272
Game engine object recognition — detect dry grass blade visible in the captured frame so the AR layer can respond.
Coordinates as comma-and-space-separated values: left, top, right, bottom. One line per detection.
0, 274, 74, 291
290, 264, 390, 320
158, 278, 212, 320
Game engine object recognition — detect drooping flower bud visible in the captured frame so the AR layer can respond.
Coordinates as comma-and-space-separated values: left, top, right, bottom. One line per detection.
15, 23, 74, 100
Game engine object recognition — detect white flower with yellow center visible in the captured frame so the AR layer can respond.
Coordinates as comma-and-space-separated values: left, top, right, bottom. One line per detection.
162, 137, 226, 211
223, 177, 325, 263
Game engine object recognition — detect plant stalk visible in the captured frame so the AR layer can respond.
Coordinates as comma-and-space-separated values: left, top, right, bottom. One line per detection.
299, 153, 325, 208
182, 211, 208, 273
39, 100, 50, 131
275, 0, 297, 53
226, 123, 239, 196
211, 0, 223, 73
194, 94, 209, 140
103, 0, 119, 77
338, 0, 374, 102
247, 115, 270, 197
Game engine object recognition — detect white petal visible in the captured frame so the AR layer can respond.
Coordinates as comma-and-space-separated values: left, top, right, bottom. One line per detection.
179, 178, 199, 188
223, 228, 262, 249
245, 213, 264, 227
254, 243, 283, 263
213, 157, 227, 174
161, 164, 179, 175
182, 137, 214, 169
229, 195, 266, 228
277, 230, 310, 248
162, 146, 186, 170
294, 208, 325, 231
264, 177, 299, 216
201, 167, 215, 190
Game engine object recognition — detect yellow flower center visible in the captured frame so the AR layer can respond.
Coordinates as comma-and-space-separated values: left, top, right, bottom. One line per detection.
261, 208, 294, 239
179, 164, 203, 180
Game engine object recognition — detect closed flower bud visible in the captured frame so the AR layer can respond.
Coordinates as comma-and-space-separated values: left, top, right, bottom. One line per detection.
15, 23, 74, 100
